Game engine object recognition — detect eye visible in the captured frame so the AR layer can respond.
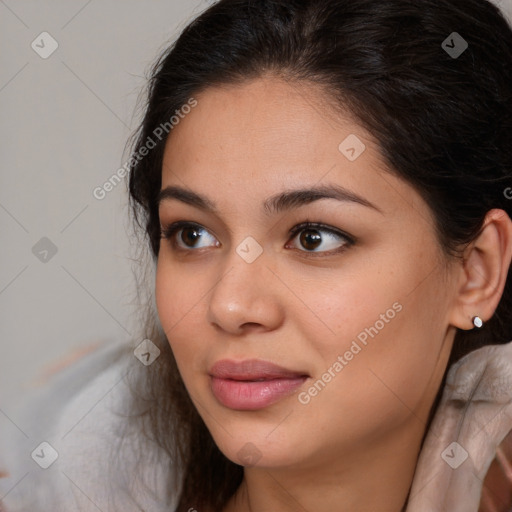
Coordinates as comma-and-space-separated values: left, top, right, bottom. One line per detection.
286, 222, 354, 255
160, 221, 219, 251
160, 220, 355, 255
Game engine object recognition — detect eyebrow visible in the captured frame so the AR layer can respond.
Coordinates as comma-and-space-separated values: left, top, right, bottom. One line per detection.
157, 183, 383, 215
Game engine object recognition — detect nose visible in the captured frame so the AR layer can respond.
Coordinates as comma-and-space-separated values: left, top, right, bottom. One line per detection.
207, 250, 285, 335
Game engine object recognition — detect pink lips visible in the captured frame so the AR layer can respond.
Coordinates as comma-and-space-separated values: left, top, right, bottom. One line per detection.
209, 359, 309, 410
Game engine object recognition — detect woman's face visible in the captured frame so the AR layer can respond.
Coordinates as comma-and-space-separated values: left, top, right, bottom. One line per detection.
155, 76, 459, 470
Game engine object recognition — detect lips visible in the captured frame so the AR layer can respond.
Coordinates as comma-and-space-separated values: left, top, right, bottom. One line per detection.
208, 359, 309, 410
209, 358, 309, 381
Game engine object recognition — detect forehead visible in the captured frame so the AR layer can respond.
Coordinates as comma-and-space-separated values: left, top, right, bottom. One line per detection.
160, 76, 431, 225
163, 76, 365, 172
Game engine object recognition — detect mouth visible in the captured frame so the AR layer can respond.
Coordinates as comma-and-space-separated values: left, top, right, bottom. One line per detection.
209, 358, 309, 380
208, 359, 309, 410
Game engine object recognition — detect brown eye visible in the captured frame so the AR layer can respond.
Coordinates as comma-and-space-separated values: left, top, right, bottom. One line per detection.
160, 222, 219, 250
299, 229, 323, 251
287, 222, 354, 254
180, 226, 203, 247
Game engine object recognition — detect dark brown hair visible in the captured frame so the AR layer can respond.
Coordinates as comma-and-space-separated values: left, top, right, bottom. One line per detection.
126, 0, 512, 510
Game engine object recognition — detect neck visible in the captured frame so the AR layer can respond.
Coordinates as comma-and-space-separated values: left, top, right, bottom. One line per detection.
223, 417, 425, 512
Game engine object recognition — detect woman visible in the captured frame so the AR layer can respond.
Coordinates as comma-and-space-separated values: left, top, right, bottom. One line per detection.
1, 0, 511, 510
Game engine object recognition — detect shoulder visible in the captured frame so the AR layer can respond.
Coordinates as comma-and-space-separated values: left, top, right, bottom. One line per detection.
0, 341, 178, 512
407, 341, 512, 511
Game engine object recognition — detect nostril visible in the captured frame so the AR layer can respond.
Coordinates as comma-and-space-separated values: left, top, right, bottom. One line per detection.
242, 322, 262, 329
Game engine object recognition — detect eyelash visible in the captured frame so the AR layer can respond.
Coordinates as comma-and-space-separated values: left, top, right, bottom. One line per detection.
160, 221, 355, 257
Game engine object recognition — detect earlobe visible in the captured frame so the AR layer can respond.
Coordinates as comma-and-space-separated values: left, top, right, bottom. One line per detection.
448, 209, 512, 331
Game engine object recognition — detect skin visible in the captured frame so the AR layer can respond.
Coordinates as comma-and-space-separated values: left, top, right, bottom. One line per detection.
155, 75, 512, 512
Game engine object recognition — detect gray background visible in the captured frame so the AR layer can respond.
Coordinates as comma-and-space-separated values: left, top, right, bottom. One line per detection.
0, 0, 214, 405
1, 0, 511, 404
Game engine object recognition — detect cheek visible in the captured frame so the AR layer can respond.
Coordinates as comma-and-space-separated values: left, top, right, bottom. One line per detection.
155, 261, 175, 330
155, 259, 209, 372
298, 309, 440, 445
155, 258, 203, 332
297, 255, 447, 405
292, 266, 401, 359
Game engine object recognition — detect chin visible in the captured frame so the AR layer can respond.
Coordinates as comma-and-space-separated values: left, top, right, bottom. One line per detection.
206, 424, 307, 469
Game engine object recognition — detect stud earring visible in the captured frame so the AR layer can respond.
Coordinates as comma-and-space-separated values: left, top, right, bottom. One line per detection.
472, 316, 483, 328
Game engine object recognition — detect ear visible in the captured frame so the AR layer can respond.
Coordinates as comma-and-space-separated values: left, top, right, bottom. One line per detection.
448, 209, 512, 331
